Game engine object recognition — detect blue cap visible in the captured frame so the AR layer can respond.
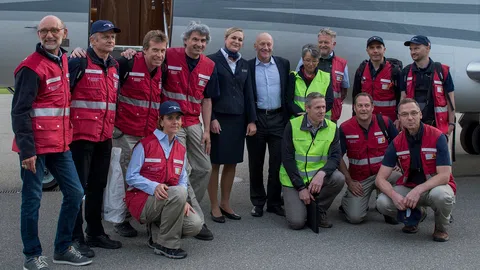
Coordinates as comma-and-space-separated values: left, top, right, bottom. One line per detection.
397, 208, 423, 226
90, 20, 121, 35
160, 101, 183, 116
404, 35, 430, 46
367, 36, 384, 47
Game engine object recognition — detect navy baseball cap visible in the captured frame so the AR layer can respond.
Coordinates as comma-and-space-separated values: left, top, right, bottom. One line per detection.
367, 36, 384, 47
397, 208, 423, 226
404, 35, 430, 46
160, 101, 183, 116
90, 20, 121, 35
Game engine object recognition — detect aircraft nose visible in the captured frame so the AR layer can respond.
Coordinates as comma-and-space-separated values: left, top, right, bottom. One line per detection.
467, 61, 480, 82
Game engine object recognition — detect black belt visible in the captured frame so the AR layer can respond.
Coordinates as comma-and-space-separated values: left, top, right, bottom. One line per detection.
256, 108, 282, 115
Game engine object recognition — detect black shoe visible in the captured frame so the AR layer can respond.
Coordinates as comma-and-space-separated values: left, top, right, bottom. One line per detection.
147, 237, 164, 249
210, 212, 225, 223
194, 224, 214, 241
266, 206, 285, 216
114, 221, 138, 237
384, 215, 399, 225
72, 239, 95, 258
154, 245, 187, 259
86, 234, 122, 249
251, 206, 264, 217
339, 205, 345, 214
220, 207, 241, 220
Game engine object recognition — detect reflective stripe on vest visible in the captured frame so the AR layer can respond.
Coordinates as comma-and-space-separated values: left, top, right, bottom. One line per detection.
118, 95, 161, 109
71, 100, 116, 111
435, 106, 448, 113
279, 117, 336, 187
349, 156, 384, 166
30, 107, 70, 117
373, 100, 396, 107
333, 92, 342, 98
163, 90, 202, 104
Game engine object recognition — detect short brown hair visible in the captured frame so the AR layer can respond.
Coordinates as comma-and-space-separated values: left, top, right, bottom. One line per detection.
354, 93, 373, 105
224, 27, 243, 39
143, 30, 168, 50
398, 98, 420, 111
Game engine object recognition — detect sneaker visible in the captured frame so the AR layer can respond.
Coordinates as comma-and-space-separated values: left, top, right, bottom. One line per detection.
432, 227, 449, 242
194, 224, 214, 241
154, 245, 187, 259
52, 246, 92, 266
23, 256, 49, 270
147, 237, 160, 249
72, 239, 95, 258
384, 215, 399, 225
114, 221, 138, 237
86, 234, 122, 249
318, 211, 333, 228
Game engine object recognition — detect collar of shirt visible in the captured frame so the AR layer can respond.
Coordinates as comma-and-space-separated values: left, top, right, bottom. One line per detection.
305, 115, 326, 135
320, 51, 334, 60
40, 44, 62, 60
221, 48, 241, 64
153, 129, 177, 146
412, 58, 433, 73
405, 122, 424, 142
255, 56, 276, 66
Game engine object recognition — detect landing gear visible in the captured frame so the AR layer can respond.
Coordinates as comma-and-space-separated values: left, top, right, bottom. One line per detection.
459, 113, 480, 155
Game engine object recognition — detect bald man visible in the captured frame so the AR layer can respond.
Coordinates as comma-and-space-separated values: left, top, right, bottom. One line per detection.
246, 33, 290, 217
11, 15, 92, 269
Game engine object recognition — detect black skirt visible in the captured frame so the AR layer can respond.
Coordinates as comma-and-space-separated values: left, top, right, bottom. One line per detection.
210, 112, 246, 164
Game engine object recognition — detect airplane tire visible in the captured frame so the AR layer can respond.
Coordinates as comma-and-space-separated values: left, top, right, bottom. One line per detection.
460, 122, 479, 155
471, 125, 480, 154
42, 168, 58, 191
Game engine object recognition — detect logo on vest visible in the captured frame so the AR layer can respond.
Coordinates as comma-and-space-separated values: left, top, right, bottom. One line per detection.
377, 136, 386, 144
175, 167, 181, 175
425, 153, 436, 160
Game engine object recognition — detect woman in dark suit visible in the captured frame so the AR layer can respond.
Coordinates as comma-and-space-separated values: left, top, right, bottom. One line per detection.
207, 27, 257, 222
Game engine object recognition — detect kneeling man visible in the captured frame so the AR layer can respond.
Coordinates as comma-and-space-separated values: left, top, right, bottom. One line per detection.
376, 98, 456, 242
125, 101, 202, 258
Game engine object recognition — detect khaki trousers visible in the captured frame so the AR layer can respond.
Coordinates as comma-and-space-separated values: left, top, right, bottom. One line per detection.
177, 123, 211, 221
140, 186, 202, 249
376, 184, 455, 231
283, 170, 345, 230
341, 172, 402, 224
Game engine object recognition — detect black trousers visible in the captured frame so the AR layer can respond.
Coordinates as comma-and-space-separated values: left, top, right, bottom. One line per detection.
71, 139, 112, 240
246, 110, 285, 208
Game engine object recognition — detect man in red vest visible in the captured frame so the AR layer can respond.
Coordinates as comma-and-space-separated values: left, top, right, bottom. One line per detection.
400, 35, 456, 136
68, 20, 122, 256
376, 98, 455, 242
125, 101, 202, 259
161, 21, 219, 240
11, 15, 92, 269
339, 93, 401, 224
295, 28, 349, 122
352, 36, 402, 122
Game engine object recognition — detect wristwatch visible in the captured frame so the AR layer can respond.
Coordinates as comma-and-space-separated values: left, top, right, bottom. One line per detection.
448, 122, 455, 127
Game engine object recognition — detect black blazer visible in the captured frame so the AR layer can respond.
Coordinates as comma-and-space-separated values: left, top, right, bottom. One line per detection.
248, 56, 291, 122
208, 50, 256, 124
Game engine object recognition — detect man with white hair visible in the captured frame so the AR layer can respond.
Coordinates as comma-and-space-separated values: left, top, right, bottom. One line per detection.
296, 28, 349, 122
161, 21, 219, 240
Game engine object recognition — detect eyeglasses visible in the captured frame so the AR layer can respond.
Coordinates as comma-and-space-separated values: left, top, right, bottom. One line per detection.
38, 28, 64, 35
399, 110, 420, 118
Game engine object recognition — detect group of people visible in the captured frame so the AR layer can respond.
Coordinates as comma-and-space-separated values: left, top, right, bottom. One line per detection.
11, 14, 457, 270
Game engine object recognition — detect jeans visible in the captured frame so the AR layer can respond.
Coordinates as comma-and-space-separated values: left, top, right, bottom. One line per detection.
20, 150, 84, 258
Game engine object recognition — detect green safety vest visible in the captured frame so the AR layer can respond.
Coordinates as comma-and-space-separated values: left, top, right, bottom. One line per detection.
292, 70, 332, 119
279, 116, 336, 187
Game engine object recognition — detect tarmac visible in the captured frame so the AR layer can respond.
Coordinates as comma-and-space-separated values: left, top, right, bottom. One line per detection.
1, 95, 479, 270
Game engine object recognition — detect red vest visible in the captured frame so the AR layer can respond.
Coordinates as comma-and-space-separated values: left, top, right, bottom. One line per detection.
70, 55, 118, 142
331, 55, 347, 121
12, 52, 72, 154
341, 116, 390, 181
405, 64, 450, 134
162, 47, 215, 127
393, 124, 456, 193
361, 61, 397, 121
115, 53, 162, 137
125, 133, 186, 222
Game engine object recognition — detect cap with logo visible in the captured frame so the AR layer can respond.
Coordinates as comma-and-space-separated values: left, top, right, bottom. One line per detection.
160, 101, 184, 116
90, 20, 121, 35
397, 207, 423, 226
404, 35, 430, 46
367, 36, 384, 47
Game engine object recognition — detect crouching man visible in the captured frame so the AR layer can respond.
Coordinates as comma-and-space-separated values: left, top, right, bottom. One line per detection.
125, 101, 203, 258
376, 98, 456, 242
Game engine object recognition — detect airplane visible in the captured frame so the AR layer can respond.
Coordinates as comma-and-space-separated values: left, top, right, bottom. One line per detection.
1, 0, 480, 190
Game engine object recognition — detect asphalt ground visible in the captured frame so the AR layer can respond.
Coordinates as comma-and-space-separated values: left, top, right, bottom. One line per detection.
1, 95, 479, 269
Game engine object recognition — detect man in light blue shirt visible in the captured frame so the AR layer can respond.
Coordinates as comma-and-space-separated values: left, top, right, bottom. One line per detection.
247, 33, 290, 217
125, 101, 202, 259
